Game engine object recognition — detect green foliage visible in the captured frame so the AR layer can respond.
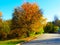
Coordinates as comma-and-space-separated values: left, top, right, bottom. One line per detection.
0, 39, 25, 45
0, 20, 3, 30
44, 22, 53, 33
0, 20, 11, 40
53, 26, 59, 33
35, 27, 44, 34
2, 21, 10, 33
29, 31, 35, 36
39, 27, 44, 34
0, 20, 11, 33
53, 16, 60, 27
44, 22, 59, 33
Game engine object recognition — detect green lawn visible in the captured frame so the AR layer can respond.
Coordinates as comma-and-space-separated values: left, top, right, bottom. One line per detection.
0, 39, 25, 45
0, 44, 16, 45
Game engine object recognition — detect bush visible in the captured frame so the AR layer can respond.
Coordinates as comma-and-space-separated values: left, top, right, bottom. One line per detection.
0, 31, 7, 40
44, 22, 54, 33
7, 29, 28, 39
29, 31, 35, 36
2, 22, 10, 33
53, 26, 59, 33
44, 22, 59, 33
35, 27, 44, 34
7, 29, 20, 39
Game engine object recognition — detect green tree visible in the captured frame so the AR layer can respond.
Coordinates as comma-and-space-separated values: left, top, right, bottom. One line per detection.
53, 26, 59, 33
53, 15, 60, 27
44, 22, 53, 33
2, 20, 11, 33
44, 22, 59, 33
0, 12, 2, 31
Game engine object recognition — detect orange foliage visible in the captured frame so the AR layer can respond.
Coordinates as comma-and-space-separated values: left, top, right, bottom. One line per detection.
22, 3, 39, 19
12, 3, 46, 34
0, 12, 2, 16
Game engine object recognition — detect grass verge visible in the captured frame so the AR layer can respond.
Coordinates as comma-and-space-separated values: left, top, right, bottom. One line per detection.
0, 34, 42, 45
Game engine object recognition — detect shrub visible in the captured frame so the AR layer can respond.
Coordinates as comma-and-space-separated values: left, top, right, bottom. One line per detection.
53, 26, 59, 33
44, 22, 59, 33
0, 31, 7, 40
29, 31, 35, 36
2, 22, 10, 33
7, 29, 28, 39
35, 27, 44, 34
44, 22, 53, 33
7, 29, 20, 39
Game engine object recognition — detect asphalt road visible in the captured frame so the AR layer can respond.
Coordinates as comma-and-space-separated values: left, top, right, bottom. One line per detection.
17, 34, 60, 45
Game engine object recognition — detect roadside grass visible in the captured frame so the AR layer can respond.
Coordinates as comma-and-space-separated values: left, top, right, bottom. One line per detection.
0, 39, 25, 45
0, 34, 41, 45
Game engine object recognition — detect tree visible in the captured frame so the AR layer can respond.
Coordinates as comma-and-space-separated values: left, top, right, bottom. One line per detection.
2, 20, 11, 33
0, 12, 2, 31
54, 15, 59, 22
53, 26, 59, 33
44, 22, 59, 33
11, 3, 46, 37
53, 15, 60, 27
0, 12, 2, 17
44, 22, 53, 33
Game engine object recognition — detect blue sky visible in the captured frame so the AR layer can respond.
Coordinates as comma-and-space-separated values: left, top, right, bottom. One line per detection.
0, 0, 60, 21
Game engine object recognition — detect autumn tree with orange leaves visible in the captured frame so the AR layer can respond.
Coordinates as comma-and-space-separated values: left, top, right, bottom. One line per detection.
0, 12, 2, 30
11, 3, 46, 37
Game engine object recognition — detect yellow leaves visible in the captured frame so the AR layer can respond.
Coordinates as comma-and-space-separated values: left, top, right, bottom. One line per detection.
39, 16, 47, 27
30, 21, 41, 32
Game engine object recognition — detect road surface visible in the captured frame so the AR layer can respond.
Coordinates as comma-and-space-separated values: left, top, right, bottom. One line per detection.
17, 34, 60, 45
